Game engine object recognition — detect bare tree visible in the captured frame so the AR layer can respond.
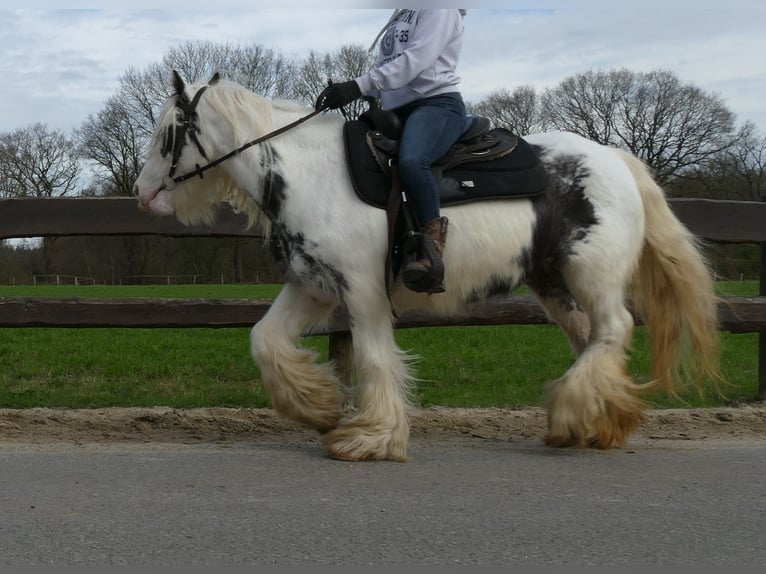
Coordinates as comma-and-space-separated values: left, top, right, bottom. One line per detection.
162, 41, 295, 98
0, 123, 82, 273
0, 123, 81, 198
677, 123, 766, 201
293, 44, 376, 117
118, 65, 173, 136
540, 69, 740, 184
468, 85, 541, 134
540, 69, 632, 144
225, 44, 295, 98
76, 92, 147, 197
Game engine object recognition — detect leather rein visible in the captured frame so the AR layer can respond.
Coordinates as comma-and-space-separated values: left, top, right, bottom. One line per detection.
160, 85, 322, 191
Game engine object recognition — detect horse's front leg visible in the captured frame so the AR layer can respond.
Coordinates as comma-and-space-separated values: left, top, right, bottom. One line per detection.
320, 286, 415, 462
250, 283, 344, 433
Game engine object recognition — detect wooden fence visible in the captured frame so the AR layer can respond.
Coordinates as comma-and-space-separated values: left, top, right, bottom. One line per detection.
1, 197, 765, 399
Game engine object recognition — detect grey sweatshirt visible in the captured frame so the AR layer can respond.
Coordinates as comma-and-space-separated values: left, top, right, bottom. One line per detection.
355, 9, 465, 111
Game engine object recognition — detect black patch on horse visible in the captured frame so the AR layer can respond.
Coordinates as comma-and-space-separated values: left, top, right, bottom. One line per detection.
466, 274, 520, 304
259, 145, 286, 221
522, 152, 598, 302
263, 169, 286, 221
269, 224, 348, 297
256, 144, 347, 296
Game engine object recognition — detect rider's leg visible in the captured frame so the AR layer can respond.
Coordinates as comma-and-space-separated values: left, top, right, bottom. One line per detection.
396, 93, 466, 292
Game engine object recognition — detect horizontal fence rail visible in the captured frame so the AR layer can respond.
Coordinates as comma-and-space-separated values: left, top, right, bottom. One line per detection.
1, 197, 765, 399
0, 295, 763, 333
0, 197, 262, 239
668, 198, 766, 243
1, 197, 766, 242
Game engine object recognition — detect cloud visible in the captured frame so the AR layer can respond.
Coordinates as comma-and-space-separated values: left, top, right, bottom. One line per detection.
458, 5, 766, 126
1, 5, 765, 134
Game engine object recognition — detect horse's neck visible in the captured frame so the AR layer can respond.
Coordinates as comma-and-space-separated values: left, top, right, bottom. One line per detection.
229, 106, 345, 218
274, 108, 345, 163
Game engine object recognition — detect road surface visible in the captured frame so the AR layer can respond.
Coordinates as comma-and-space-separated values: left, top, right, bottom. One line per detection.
0, 405, 764, 565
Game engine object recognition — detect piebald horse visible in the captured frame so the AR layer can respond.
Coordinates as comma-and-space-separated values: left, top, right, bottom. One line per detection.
134, 72, 720, 461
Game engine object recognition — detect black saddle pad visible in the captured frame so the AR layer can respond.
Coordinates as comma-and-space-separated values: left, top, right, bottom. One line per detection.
343, 120, 548, 209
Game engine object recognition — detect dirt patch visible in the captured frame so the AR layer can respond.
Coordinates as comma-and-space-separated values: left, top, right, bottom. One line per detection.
0, 405, 764, 446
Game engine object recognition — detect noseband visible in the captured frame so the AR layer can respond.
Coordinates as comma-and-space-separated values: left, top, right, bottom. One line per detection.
159, 84, 322, 191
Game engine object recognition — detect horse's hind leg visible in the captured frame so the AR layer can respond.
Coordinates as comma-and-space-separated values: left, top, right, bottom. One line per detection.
250, 283, 344, 433
320, 287, 413, 462
544, 284, 645, 449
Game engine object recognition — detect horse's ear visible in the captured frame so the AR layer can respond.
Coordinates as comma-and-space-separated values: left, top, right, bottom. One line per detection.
171, 70, 187, 100
209, 72, 221, 86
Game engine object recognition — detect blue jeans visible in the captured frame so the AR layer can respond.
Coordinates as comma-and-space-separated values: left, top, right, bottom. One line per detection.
395, 92, 467, 227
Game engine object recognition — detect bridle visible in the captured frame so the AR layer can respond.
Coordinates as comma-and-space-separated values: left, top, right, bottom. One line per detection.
161, 84, 211, 185
159, 84, 322, 191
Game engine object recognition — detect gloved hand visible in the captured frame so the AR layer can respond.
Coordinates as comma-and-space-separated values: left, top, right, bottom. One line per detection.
315, 80, 362, 111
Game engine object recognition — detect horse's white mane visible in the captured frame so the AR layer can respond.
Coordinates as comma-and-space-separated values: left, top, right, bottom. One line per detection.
156, 78, 316, 233
196, 78, 314, 135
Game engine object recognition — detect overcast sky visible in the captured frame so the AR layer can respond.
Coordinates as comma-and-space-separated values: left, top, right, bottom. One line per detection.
2, 1, 765, 135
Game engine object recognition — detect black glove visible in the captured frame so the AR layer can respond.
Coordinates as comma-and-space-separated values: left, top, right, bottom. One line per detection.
315, 80, 362, 111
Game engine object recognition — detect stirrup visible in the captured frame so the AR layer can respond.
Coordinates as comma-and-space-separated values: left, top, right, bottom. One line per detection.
401, 233, 445, 293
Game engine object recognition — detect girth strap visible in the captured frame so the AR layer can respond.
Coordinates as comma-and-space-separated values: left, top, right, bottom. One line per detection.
384, 163, 403, 317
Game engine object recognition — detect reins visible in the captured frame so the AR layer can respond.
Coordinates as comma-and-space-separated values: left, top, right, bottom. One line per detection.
161, 104, 323, 191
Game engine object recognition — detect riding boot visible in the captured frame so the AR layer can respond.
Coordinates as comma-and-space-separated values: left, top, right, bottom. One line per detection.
402, 216, 449, 294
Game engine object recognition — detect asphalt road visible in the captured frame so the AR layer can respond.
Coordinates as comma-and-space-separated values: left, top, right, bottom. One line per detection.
1, 436, 764, 565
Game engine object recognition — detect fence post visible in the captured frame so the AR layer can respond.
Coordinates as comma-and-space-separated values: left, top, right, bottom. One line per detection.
760, 240, 766, 400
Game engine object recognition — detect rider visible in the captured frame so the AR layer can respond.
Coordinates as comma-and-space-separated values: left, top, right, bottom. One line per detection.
316, 9, 468, 293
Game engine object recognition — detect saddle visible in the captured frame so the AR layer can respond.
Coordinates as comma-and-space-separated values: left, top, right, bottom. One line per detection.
344, 107, 548, 210
342, 101, 549, 295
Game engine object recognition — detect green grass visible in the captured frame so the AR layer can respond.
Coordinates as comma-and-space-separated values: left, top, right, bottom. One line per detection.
715, 280, 762, 296
0, 282, 761, 409
0, 283, 283, 299
402, 324, 760, 409
0, 327, 273, 408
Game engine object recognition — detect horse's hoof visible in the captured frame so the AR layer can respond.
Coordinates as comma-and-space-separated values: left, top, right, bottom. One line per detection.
544, 431, 584, 448
320, 424, 408, 462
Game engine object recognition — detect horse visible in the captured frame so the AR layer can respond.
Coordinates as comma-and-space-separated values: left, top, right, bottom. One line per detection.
134, 72, 721, 461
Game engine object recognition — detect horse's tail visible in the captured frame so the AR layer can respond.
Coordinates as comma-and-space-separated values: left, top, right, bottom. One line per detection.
618, 150, 722, 395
